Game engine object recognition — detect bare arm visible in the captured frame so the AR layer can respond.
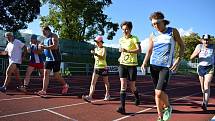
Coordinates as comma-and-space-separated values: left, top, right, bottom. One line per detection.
0, 51, 8, 55
33, 45, 43, 54
190, 46, 200, 60
40, 34, 59, 50
170, 28, 185, 71
174, 28, 185, 60
22, 45, 28, 59
91, 48, 106, 59
141, 36, 153, 68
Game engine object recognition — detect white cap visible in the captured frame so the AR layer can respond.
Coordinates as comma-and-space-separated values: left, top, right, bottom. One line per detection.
202, 34, 210, 39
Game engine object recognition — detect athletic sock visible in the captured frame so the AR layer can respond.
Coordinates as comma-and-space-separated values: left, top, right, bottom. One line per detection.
134, 90, 139, 100
120, 90, 126, 108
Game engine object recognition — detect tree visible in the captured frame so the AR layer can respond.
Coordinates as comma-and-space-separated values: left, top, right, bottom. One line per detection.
40, 0, 119, 41
175, 33, 200, 60
0, 0, 41, 32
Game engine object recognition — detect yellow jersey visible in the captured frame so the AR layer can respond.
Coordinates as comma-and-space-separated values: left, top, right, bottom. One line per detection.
119, 35, 139, 66
94, 47, 107, 68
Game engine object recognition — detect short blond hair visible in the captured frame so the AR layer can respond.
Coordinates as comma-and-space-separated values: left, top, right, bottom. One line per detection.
4, 32, 13, 37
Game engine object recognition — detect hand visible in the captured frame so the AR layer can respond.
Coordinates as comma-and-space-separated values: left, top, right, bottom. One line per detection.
90, 50, 95, 54
141, 63, 147, 71
119, 48, 128, 52
39, 44, 46, 49
170, 59, 181, 72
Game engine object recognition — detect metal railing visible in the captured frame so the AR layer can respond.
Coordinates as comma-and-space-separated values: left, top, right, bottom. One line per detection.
0, 58, 8, 75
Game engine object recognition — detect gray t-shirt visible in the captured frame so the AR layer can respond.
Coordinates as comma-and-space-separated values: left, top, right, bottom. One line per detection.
197, 44, 214, 66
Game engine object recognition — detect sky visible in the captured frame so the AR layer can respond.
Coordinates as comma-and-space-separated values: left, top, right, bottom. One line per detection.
20, 0, 215, 53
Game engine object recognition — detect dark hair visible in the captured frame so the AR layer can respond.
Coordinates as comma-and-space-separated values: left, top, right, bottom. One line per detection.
120, 21, 133, 30
149, 11, 170, 25
42, 26, 51, 31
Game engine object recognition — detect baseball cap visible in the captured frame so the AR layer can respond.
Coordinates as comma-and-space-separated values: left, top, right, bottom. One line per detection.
201, 34, 210, 40
94, 35, 104, 43
31, 34, 37, 40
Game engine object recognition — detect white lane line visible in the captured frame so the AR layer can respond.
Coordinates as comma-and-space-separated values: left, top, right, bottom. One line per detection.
44, 109, 78, 121
0, 99, 103, 119
0, 96, 39, 102
0, 84, 202, 120
113, 106, 156, 121
0, 109, 44, 119
112, 92, 201, 121
0, 80, 196, 102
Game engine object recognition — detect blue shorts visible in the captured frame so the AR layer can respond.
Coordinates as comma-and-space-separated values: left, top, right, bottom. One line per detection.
197, 65, 214, 76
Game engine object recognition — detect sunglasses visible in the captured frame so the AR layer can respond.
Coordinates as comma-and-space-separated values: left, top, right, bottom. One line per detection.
151, 19, 163, 26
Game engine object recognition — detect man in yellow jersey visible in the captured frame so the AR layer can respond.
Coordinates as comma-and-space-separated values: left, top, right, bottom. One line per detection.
82, 36, 111, 103
117, 21, 141, 114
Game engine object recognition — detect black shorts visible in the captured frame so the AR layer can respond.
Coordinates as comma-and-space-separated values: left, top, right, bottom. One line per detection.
94, 68, 108, 76
44, 61, 61, 72
119, 64, 137, 81
150, 65, 170, 91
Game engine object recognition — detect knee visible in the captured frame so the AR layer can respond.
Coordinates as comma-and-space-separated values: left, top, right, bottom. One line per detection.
204, 89, 210, 93
155, 92, 162, 98
130, 87, 136, 93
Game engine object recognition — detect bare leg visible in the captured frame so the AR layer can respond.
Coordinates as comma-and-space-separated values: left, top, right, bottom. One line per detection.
88, 72, 99, 98
23, 66, 35, 86
54, 71, 66, 86
160, 91, 169, 108
203, 73, 213, 105
199, 76, 205, 102
39, 69, 44, 80
41, 69, 51, 92
3, 63, 17, 87
155, 89, 163, 117
129, 81, 136, 93
103, 76, 110, 97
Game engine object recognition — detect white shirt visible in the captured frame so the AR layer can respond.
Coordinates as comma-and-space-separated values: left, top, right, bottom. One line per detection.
5, 39, 25, 64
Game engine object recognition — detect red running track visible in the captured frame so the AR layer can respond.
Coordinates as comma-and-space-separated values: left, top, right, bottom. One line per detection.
0, 75, 215, 121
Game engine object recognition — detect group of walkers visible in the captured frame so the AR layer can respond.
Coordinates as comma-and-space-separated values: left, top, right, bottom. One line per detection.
0, 11, 214, 121
0, 26, 69, 96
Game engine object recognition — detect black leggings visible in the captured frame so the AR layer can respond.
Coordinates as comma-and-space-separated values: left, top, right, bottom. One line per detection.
150, 65, 170, 91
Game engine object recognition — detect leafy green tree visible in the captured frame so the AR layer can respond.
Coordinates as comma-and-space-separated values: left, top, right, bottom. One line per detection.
175, 33, 200, 60
40, 0, 119, 41
0, 0, 41, 32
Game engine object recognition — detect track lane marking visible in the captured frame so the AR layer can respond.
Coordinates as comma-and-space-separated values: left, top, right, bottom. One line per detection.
112, 92, 201, 121
44, 109, 78, 121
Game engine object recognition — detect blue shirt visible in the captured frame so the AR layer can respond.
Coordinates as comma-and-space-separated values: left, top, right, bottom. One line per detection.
150, 27, 175, 67
43, 35, 61, 61
29, 44, 43, 64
